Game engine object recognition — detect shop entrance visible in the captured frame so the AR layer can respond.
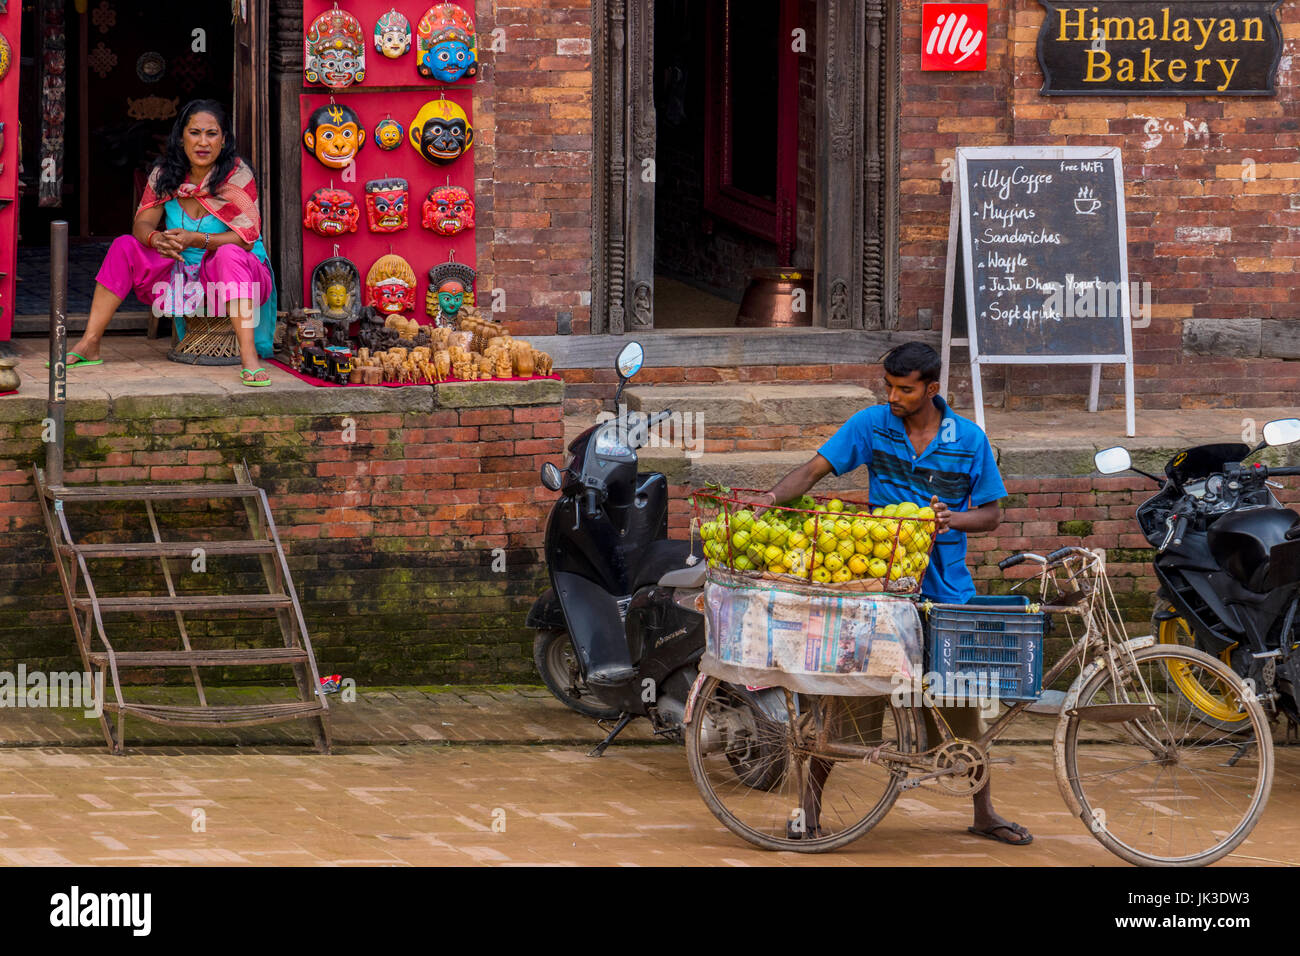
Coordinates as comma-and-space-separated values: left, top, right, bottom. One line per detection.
652, 0, 803, 330
12, 0, 235, 325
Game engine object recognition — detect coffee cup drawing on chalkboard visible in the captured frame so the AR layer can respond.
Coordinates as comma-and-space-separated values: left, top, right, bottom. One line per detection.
1074, 186, 1101, 215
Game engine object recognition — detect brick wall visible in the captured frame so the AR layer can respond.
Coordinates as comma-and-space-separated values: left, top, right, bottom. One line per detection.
898, 0, 1300, 411
0, 384, 564, 683
475, 1, 595, 338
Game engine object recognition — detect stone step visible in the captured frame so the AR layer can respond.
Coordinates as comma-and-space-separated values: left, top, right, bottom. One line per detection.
623, 383, 875, 430
639, 448, 868, 496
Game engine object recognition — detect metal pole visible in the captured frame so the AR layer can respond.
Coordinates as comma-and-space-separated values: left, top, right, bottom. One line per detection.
46, 221, 68, 489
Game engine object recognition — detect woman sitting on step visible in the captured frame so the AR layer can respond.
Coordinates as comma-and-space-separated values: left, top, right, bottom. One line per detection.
64, 98, 277, 387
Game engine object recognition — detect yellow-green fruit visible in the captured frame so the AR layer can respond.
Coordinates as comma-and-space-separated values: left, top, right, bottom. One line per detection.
766, 563, 786, 575
868, 522, 892, 543
824, 553, 844, 573
918, 506, 936, 521
831, 567, 853, 583
802, 517, 817, 537
735, 554, 755, 571
912, 553, 930, 574
836, 539, 856, 562
788, 531, 810, 551
851, 519, 871, 541
816, 531, 838, 554
828, 499, 845, 513
764, 545, 784, 566
883, 504, 899, 518
732, 509, 755, 532
750, 521, 771, 545
847, 554, 869, 576
871, 506, 885, 517
768, 524, 790, 549
747, 544, 767, 565
855, 538, 875, 556
896, 501, 920, 518
833, 518, 853, 539
888, 562, 904, 581
911, 532, 931, 554
867, 558, 888, 578
731, 530, 751, 552
811, 566, 833, 584
700, 521, 718, 541
872, 541, 894, 561
812, 551, 825, 569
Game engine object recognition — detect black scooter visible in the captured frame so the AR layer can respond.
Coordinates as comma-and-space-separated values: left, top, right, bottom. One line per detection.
1096, 417, 1300, 726
527, 343, 785, 764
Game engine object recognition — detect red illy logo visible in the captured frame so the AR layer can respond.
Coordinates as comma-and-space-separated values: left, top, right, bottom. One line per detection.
922, 3, 988, 71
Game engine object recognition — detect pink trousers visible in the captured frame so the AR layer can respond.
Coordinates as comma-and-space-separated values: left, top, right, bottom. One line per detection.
96, 234, 271, 315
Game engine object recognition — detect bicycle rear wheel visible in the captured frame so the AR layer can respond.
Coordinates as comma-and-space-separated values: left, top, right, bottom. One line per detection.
685, 677, 919, 853
1057, 644, 1273, 867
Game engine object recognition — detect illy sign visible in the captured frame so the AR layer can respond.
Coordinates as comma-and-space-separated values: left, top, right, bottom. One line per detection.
922, 3, 988, 70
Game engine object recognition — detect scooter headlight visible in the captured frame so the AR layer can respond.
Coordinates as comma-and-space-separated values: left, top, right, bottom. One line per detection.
593, 422, 634, 459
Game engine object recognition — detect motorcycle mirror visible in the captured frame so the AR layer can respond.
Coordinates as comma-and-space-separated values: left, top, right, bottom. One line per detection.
540, 462, 563, 492
1094, 446, 1132, 475
615, 342, 645, 381
1263, 418, 1300, 448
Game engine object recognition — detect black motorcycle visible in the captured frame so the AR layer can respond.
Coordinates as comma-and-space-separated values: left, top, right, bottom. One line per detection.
527, 343, 786, 771
1096, 417, 1300, 728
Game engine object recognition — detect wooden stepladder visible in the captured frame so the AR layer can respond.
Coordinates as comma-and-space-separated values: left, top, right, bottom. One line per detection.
34, 461, 332, 755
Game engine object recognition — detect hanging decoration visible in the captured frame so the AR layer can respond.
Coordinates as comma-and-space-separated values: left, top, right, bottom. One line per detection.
304, 5, 366, 89
364, 177, 409, 233
421, 184, 475, 236
88, 42, 117, 79
170, 52, 206, 93
303, 185, 360, 237
365, 254, 418, 315
303, 102, 366, 169
374, 117, 403, 151
126, 95, 178, 121
374, 8, 411, 59
92, 1, 115, 33
426, 257, 477, 328
416, 4, 478, 82
38, 0, 67, 208
135, 51, 164, 82
409, 98, 473, 166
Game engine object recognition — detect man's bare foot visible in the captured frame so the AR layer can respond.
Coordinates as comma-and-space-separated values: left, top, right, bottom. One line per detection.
968, 811, 1033, 845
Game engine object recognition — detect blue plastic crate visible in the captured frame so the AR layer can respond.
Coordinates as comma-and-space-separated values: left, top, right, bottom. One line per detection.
925, 595, 1046, 702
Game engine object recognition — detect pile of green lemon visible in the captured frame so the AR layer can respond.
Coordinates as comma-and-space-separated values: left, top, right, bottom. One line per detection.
699, 497, 935, 585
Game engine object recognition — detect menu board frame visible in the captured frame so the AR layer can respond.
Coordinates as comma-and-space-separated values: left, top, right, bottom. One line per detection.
940, 146, 1135, 437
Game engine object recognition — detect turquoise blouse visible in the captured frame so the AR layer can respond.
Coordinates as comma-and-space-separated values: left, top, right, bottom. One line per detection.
162, 198, 277, 357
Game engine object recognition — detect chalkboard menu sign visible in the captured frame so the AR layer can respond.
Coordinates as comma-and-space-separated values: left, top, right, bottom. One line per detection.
941, 147, 1135, 436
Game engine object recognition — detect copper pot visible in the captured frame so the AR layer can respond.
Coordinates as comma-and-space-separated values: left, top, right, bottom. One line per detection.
736, 268, 814, 328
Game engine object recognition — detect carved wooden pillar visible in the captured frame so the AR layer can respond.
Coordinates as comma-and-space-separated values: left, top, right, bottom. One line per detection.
815, 0, 866, 330
627, 0, 657, 331
271, 0, 304, 310
862, 0, 884, 330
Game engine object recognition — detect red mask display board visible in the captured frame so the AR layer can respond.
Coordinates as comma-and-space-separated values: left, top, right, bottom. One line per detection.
300, 2, 477, 326
0, 3, 21, 341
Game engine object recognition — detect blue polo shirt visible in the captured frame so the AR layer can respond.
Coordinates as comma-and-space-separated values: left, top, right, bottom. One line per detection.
817, 396, 1006, 604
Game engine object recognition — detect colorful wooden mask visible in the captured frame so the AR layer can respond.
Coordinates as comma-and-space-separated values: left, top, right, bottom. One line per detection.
304, 185, 361, 237
311, 256, 363, 325
365, 177, 410, 232
303, 103, 366, 169
0, 32, 12, 82
422, 185, 475, 236
304, 6, 366, 88
409, 99, 473, 166
375, 117, 404, 150
426, 259, 477, 325
374, 8, 411, 58
366, 254, 418, 315
416, 4, 478, 82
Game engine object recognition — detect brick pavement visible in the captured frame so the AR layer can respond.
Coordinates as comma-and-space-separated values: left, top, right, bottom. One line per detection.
0, 687, 1298, 866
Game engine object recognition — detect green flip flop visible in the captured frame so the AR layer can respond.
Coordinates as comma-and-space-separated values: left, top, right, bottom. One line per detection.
44, 351, 104, 369
240, 367, 272, 388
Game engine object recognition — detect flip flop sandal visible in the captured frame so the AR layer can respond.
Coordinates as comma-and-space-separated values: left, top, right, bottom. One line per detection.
240, 367, 272, 388
968, 823, 1033, 846
44, 351, 104, 369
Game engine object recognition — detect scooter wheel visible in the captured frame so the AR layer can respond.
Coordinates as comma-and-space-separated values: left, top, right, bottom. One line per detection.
533, 630, 622, 720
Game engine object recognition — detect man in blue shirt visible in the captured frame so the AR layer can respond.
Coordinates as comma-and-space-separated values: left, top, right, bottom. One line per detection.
752, 342, 1030, 846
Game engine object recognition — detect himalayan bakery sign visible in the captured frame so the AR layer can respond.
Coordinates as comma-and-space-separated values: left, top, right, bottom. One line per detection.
1037, 1, 1284, 94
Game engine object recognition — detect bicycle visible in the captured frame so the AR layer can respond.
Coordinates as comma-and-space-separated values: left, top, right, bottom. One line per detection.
685, 546, 1274, 866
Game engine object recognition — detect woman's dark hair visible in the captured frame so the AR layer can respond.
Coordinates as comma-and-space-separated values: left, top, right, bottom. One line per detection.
882, 342, 943, 384
150, 99, 243, 197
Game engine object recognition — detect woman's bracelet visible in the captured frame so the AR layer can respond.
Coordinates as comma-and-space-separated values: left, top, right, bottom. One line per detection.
146, 230, 159, 249
203, 233, 211, 252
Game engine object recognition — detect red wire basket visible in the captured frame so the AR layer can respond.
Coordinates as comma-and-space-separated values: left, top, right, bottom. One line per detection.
690, 486, 938, 594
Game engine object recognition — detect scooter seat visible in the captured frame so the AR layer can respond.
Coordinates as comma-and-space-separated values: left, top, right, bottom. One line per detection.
659, 561, 705, 589
632, 538, 702, 592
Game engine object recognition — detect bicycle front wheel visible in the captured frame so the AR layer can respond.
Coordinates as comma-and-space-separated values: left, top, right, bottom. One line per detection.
1057, 644, 1273, 867
685, 677, 920, 853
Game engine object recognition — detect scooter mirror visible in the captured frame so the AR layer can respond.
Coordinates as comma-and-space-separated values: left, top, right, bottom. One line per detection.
1263, 418, 1300, 448
615, 342, 644, 380
1094, 446, 1132, 475
540, 462, 563, 491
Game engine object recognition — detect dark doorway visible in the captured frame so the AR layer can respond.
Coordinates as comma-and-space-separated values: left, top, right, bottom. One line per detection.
14, 0, 233, 320
652, 0, 806, 329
